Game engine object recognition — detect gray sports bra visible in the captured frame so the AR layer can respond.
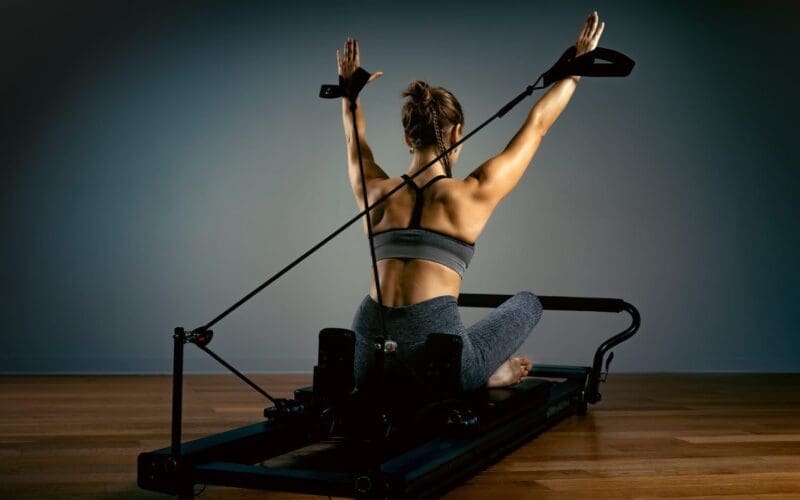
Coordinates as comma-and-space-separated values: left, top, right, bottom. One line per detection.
372, 174, 475, 277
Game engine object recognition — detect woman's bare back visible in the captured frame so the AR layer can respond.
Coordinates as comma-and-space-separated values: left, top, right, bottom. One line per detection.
367, 175, 493, 306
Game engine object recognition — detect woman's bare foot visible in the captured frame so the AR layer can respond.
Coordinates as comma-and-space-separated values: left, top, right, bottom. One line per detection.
486, 355, 532, 388
518, 355, 532, 378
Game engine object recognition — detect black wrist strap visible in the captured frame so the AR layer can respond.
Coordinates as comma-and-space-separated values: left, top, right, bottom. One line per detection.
542, 45, 635, 86
542, 45, 578, 86
319, 67, 372, 100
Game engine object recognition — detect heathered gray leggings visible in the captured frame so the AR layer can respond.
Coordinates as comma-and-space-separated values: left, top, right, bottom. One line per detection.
350, 291, 543, 392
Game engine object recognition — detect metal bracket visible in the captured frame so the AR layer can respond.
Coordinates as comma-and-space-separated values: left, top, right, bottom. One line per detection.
263, 398, 306, 420
383, 340, 398, 354
600, 351, 615, 383
173, 327, 214, 347
373, 339, 398, 354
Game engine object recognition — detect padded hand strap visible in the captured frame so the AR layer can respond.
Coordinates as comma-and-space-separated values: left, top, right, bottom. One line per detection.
542, 45, 578, 86
542, 46, 635, 86
319, 67, 373, 99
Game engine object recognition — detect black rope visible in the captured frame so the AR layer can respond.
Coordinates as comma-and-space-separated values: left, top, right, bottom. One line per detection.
198, 344, 277, 404
349, 99, 386, 317
348, 98, 390, 389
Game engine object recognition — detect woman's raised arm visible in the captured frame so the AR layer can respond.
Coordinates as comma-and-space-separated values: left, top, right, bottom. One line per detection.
338, 37, 388, 208
466, 12, 606, 207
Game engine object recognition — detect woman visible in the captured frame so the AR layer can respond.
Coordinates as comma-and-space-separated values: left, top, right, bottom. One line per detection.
340, 12, 605, 392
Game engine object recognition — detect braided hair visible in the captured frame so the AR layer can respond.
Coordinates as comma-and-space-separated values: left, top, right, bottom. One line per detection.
401, 81, 464, 178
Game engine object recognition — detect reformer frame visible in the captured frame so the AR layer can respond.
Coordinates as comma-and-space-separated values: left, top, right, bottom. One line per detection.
138, 293, 640, 499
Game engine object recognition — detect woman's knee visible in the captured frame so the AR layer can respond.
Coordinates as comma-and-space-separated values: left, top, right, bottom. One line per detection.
515, 291, 543, 326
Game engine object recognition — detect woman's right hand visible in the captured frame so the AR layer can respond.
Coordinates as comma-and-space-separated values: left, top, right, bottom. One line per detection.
337, 37, 382, 85
575, 11, 605, 57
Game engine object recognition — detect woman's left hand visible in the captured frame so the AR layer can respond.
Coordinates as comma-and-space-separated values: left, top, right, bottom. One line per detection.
337, 37, 383, 85
575, 11, 605, 57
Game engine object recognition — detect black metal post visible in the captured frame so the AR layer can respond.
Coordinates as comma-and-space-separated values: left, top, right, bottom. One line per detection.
171, 327, 185, 458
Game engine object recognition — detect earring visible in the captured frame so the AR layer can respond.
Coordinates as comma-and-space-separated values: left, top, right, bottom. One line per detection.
409, 148, 414, 154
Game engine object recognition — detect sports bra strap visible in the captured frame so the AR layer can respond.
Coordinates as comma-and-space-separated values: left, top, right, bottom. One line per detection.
420, 174, 449, 189
400, 174, 449, 228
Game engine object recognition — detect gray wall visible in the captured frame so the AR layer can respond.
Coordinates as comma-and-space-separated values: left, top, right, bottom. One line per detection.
2, 1, 798, 374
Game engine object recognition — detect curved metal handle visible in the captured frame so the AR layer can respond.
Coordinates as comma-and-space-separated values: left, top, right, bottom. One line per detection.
585, 301, 641, 404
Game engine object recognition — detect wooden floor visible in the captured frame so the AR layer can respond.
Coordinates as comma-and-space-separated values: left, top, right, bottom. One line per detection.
1, 374, 799, 499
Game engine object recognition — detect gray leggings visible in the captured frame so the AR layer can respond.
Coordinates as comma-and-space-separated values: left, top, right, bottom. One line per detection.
350, 291, 543, 392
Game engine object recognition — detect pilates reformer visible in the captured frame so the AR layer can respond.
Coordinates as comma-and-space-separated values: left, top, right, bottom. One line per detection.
138, 44, 637, 499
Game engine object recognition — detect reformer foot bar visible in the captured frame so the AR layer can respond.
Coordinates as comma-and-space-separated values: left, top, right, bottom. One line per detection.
138, 293, 640, 499
138, 45, 636, 499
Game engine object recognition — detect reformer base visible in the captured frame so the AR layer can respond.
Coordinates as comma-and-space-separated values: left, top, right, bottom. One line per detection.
138, 293, 639, 499
138, 370, 588, 499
